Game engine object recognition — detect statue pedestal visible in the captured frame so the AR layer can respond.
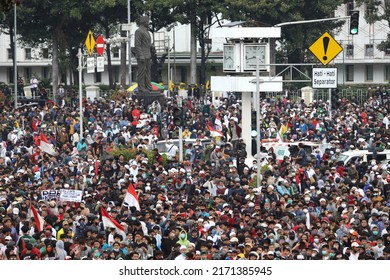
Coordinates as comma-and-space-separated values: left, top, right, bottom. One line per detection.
134, 91, 165, 108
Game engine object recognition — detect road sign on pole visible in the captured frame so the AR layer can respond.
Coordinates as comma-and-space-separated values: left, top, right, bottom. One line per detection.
96, 35, 105, 56
85, 30, 96, 56
312, 68, 338, 89
308, 32, 343, 66
86, 57, 95, 73
96, 57, 104, 72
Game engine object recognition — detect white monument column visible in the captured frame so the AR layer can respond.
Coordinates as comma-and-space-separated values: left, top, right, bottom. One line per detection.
241, 92, 254, 161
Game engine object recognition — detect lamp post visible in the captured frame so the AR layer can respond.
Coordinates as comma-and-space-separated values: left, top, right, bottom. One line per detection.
77, 48, 84, 139
127, 0, 132, 86
255, 57, 261, 188
167, 23, 177, 96
13, 3, 17, 109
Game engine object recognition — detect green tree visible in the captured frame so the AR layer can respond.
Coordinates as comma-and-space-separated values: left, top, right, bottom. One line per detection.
16, 0, 93, 96
90, 0, 128, 89
222, 0, 345, 64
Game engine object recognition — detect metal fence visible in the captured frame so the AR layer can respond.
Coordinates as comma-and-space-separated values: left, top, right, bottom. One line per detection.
262, 88, 369, 106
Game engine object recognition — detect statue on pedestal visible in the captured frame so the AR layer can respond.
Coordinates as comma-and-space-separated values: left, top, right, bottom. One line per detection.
134, 16, 152, 94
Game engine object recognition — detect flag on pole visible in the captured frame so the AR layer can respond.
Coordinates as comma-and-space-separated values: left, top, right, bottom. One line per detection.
40, 133, 58, 156
123, 183, 140, 211
101, 207, 126, 235
29, 205, 45, 232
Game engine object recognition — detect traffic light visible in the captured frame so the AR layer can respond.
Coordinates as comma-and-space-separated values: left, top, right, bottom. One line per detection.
350, 11, 359, 35
172, 107, 184, 126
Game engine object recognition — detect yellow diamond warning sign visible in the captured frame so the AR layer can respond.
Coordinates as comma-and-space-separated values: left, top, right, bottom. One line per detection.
309, 32, 343, 66
85, 30, 96, 56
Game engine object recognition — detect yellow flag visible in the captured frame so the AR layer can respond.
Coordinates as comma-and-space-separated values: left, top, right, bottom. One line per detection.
206, 80, 210, 90
169, 80, 174, 91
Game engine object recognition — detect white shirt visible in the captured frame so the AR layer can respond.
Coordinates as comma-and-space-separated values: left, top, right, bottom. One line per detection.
383, 115, 389, 129
166, 143, 178, 160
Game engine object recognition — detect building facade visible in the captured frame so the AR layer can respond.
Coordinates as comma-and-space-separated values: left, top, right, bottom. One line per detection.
1, 1, 389, 88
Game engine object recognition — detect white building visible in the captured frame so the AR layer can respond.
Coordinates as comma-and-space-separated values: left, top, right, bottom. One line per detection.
1, 2, 389, 88
333, 1, 390, 85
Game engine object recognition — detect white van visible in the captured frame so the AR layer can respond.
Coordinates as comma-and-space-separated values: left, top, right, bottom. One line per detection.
336, 149, 390, 165
261, 140, 331, 161
155, 138, 211, 157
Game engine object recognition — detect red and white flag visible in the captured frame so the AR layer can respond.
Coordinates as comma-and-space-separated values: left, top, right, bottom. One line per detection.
101, 207, 126, 235
29, 205, 45, 232
214, 115, 222, 131
40, 133, 58, 156
208, 125, 224, 138
123, 183, 140, 211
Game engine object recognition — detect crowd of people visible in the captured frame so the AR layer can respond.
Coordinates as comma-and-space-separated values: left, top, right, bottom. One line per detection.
0, 86, 389, 261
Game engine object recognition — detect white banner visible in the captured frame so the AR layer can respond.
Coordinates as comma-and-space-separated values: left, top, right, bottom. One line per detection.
96, 56, 104, 72
312, 68, 338, 89
87, 57, 95, 73
41, 190, 61, 201
59, 189, 83, 202
3, 260, 388, 279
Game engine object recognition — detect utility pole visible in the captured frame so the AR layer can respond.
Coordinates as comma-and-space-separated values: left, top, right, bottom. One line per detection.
127, 0, 132, 86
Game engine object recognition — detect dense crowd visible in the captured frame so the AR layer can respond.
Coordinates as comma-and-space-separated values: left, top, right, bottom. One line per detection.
0, 86, 389, 260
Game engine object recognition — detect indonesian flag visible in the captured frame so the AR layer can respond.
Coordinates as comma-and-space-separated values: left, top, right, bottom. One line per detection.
29, 205, 45, 232
40, 133, 58, 156
214, 115, 222, 131
101, 207, 126, 235
208, 125, 224, 138
123, 183, 140, 211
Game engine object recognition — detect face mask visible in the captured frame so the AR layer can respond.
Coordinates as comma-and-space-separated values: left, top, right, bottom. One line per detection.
180, 233, 186, 239
287, 199, 293, 204
94, 252, 100, 258
270, 239, 274, 243
329, 253, 335, 258
314, 238, 319, 243
303, 209, 309, 214
113, 248, 119, 252
341, 203, 347, 208
304, 197, 310, 202
373, 230, 379, 235
321, 250, 327, 255
378, 243, 383, 247
311, 253, 316, 257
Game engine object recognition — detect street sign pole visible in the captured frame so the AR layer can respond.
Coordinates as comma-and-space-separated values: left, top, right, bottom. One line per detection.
77, 48, 83, 139
329, 88, 332, 119
256, 57, 261, 189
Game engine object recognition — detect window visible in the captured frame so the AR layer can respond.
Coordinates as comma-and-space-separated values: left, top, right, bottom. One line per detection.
346, 44, 354, 56
42, 48, 49, 59
385, 47, 390, 56
365, 44, 374, 57
385, 65, 390, 81
365, 65, 373, 82
95, 71, 102, 83
346, 65, 354, 81
112, 47, 119, 58
7, 49, 13, 60
25, 68, 32, 80
8, 68, 14, 84
25, 48, 32, 60
42, 67, 50, 79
